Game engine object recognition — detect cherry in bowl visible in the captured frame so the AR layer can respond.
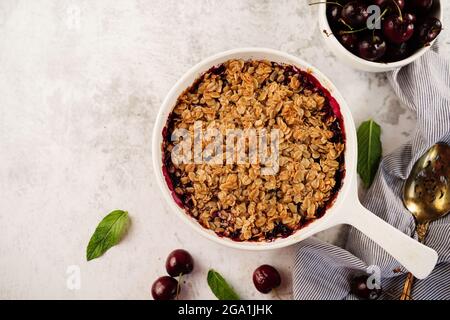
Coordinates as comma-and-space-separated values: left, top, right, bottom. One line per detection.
321, 0, 442, 64
341, 1, 369, 28
358, 33, 387, 61
383, 15, 414, 44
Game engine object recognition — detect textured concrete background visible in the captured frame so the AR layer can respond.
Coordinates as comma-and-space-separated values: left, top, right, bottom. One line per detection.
0, 0, 449, 299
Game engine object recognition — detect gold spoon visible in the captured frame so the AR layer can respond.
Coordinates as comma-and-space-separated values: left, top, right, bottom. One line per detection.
400, 143, 450, 300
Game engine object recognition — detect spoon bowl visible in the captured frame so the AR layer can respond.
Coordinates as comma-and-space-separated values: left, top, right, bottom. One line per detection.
403, 143, 450, 225
401, 142, 450, 300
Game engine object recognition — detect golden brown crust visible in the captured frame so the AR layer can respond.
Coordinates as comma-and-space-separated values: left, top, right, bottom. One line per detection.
163, 59, 345, 242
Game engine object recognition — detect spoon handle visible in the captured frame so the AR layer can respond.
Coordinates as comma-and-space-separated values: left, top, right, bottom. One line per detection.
399, 222, 430, 300
342, 203, 437, 280
400, 273, 415, 300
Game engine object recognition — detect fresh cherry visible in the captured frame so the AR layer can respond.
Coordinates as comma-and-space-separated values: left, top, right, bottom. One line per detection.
327, 4, 343, 27
341, 1, 369, 28
417, 17, 442, 45
358, 33, 387, 61
340, 33, 359, 52
403, 13, 416, 24
382, 15, 414, 44
151, 276, 179, 300
165, 249, 194, 277
411, 0, 434, 11
385, 42, 410, 62
350, 274, 382, 300
253, 265, 282, 294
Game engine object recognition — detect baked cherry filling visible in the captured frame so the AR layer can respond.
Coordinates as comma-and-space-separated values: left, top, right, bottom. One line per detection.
162, 59, 345, 242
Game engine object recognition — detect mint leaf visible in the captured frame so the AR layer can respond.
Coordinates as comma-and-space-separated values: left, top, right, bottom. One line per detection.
357, 119, 382, 188
207, 269, 240, 300
86, 210, 129, 261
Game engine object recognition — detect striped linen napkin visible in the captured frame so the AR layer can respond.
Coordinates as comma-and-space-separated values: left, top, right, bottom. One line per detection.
293, 47, 450, 300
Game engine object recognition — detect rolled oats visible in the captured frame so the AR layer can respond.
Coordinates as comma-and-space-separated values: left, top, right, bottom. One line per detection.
162, 60, 345, 242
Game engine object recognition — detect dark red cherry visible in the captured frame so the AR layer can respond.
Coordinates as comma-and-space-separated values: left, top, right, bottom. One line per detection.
253, 265, 281, 294
151, 276, 178, 300
165, 249, 194, 277
327, 4, 342, 26
340, 33, 359, 52
385, 42, 410, 62
403, 13, 416, 24
350, 274, 382, 300
417, 17, 442, 45
382, 15, 414, 44
358, 34, 387, 61
411, 0, 433, 11
341, 1, 369, 28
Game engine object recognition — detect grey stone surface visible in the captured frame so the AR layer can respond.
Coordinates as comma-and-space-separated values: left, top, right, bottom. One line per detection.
0, 0, 448, 299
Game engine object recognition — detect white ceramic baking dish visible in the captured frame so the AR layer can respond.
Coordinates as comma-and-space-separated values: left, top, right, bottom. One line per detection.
152, 48, 438, 279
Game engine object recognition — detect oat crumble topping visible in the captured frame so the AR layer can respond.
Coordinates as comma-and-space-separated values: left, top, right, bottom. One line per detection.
162, 59, 345, 242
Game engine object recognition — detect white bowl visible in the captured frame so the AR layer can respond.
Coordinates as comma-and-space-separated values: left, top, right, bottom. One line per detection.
318, 1, 443, 72
152, 48, 437, 278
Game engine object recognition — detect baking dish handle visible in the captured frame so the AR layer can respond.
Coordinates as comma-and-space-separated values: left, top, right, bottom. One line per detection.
342, 201, 438, 279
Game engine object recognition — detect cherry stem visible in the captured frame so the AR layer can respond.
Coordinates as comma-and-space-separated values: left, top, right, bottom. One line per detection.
339, 8, 388, 35
431, 27, 441, 33
339, 18, 354, 31
379, 8, 389, 24
176, 272, 183, 300
273, 288, 282, 300
340, 26, 365, 35
308, 1, 344, 7
393, 0, 403, 21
